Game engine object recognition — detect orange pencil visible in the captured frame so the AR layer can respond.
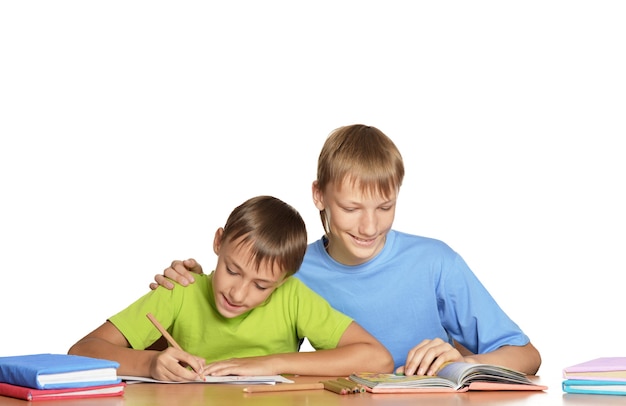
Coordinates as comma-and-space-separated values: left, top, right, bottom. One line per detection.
243, 383, 324, 393
146, 312, 204, 380
146, 313, 183, 350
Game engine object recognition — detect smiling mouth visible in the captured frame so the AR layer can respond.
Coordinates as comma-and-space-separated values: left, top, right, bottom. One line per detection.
222, 294, 244, 310
351, 234, 377, 246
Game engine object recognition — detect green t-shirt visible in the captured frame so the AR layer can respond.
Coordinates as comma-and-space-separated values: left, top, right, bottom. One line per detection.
109, 273, 353, 362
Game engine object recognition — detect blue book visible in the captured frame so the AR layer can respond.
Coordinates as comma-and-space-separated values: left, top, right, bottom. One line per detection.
0, 353, 120, 390
563, 379, 626, 396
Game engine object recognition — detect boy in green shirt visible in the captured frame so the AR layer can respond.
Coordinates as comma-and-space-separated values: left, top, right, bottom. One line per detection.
69, 195, 393, 381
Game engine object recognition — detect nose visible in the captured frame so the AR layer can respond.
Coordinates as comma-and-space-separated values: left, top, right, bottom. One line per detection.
228, 282, 247, 304
358, 210, 378, 236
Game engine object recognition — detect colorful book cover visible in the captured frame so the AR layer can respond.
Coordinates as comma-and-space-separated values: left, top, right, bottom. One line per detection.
563, 357, 626, 381
563, 379, 626, 396
0, 381, 125, 401
0, 353, 121, 389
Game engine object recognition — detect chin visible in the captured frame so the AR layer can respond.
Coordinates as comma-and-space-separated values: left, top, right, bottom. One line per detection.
218, 308, 242, 319
351, 246, 382, 263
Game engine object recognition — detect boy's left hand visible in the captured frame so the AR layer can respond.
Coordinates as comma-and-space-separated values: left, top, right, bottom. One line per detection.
202, 356, 274, 377
396, 338, 464, 376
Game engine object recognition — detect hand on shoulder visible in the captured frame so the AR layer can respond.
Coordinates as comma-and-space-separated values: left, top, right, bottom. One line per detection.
149, 258, 204, 290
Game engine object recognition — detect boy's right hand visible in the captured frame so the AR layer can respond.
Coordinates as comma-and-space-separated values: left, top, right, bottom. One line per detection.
150, 347, 206, 382
149, 259, 204, 290
396, 338, 464, 376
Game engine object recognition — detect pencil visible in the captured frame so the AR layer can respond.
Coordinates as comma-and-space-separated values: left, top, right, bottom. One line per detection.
146, 312, 204, 380
146, 313, 183, 350
321, 380, 351, 395
336, 377, 365, 393
243, 383, 324, 393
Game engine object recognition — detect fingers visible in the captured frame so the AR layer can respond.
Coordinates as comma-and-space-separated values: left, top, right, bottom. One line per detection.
202, 358, 245, 377
202, 363, 228, 377
151, 259, 204, 291
157, 259, 197, 288
202, 364, 228, 377
185, 356, 207, 380
202, 358, 264, 377
152, 348, 206, 382
182, 258, 204, 275
153, 274, 175, 290
402, 338, 463, 376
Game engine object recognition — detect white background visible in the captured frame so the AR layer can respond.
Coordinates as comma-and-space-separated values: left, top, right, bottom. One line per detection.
1, 1, 624, 382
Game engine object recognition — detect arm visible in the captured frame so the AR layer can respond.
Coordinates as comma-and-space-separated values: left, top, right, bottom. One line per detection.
149, 259, 203, 290
201, 321, 394, 377
398, 338, 541, 376
413, 252, 541, 376
463, 342, 541, 375
68, 321, 205, 381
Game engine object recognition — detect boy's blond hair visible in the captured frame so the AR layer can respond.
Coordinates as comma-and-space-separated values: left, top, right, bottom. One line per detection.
316, 124, 405, 234
220, 195, 307, 278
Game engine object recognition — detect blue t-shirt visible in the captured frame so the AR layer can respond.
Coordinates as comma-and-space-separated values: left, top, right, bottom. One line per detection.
294, 230, 529, 369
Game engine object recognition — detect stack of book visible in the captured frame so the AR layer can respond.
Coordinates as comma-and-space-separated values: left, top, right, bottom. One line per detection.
0, 353, 125, 401
562, 357, 626, 396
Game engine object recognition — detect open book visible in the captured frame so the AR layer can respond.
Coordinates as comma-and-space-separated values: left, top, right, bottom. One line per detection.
349, 362, 547, 393
119, 374, 294, 385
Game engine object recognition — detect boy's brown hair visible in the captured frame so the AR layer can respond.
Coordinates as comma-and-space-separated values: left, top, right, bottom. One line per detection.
220, 195, 307, 278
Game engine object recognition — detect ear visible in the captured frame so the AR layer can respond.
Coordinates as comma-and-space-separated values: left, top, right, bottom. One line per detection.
213, 227, 225, 255
312, 180, 325, 211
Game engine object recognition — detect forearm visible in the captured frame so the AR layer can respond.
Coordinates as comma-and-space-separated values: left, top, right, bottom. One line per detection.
269, 343, 394, 376
464, 342, 541, 375
68, 338, 156, 377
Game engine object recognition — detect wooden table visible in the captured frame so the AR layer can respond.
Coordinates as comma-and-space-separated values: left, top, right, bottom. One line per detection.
1, 375, 624, 405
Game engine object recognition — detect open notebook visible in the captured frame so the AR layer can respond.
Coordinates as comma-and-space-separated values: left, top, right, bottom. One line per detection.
119, 374, 294, 385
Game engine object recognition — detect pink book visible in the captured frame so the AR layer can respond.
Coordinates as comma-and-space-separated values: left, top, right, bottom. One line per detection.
0, 381, 125, 401
563, 357, 626, 381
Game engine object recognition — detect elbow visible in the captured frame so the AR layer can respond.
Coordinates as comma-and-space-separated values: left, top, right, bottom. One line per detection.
383, 356, 395, 373
67, 343, 81, 356
527, 344, 542, 375
67, 339, 91, 357
358, 342, 393, 373
514, 341, 541, 375
375, 346, 395, 373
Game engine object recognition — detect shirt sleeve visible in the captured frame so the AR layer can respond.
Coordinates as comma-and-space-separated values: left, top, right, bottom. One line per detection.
438, 253, 530, 353
108, 287, 181, 350
286, 279, 354, 350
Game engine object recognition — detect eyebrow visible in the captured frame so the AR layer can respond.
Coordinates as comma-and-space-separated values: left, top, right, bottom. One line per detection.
341, 197, 396, 206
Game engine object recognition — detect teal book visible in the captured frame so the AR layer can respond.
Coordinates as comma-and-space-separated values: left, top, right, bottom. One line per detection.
563, 379, 626, 396
0, 353, 120, 390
